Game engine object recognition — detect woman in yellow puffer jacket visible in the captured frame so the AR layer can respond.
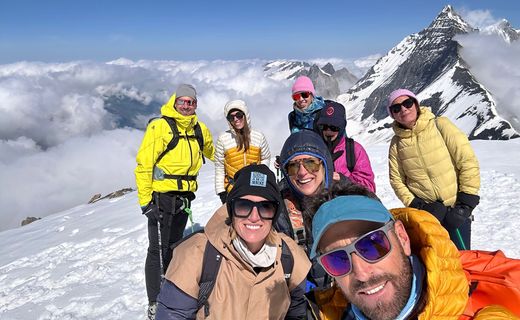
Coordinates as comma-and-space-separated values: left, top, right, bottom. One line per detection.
387, 89, 480, 250
214, 100, 271, 203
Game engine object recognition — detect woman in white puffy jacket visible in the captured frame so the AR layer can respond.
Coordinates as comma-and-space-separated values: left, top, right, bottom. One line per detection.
215, 100, 271, 203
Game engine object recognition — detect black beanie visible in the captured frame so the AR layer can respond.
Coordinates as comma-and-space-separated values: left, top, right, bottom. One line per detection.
226, 164, 282, 220
316, 100, 347, 130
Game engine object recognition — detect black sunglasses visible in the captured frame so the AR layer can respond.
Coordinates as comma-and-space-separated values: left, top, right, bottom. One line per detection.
389, 97, 415, 114
320, 124, 340, 132
231, 198, 278, 220
226, 111, 245, 122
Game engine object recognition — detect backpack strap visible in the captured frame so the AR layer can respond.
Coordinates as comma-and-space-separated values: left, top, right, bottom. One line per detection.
155, 116, 205, 166
198, 241, 222, 317
281, 239, 294, 285
345, 137, 356, 173
193, 122, 206, 164
155, 116, 181, 165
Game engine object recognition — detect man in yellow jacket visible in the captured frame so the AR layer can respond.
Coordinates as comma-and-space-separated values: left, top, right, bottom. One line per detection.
304, 182, 517, 319
135, 83, 215, 319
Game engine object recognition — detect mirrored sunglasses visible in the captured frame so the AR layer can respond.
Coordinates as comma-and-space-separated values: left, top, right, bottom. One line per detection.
389, 97, 414, 114
226, 111, 245, 122
285, 158, 322, 176
317, 221, 394, 277
320, 124, 340, 132
292, 91, 312, 101
232, 198, 278, 220
176, 98, 197, 107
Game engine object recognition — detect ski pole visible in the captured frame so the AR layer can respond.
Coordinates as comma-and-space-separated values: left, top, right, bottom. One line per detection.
154, 193, 164, 278
157, 219, 164, 277
455, 228, 467, 250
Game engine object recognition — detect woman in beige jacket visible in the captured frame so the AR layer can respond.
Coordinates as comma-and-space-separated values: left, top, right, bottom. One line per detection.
387, 89, 480, 250
156, 164, 311, 319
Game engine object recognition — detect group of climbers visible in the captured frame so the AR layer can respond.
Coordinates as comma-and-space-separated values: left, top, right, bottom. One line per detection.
135, 78, 517, 319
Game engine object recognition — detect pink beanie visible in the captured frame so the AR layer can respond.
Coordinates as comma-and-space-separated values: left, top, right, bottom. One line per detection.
292, 76, 316, 95
386, 89, 419, 118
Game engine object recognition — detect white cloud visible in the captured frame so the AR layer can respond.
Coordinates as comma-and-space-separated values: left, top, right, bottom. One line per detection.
0, 59, 296, 231
458, 8, 499, 29
456, 33, 520, 132
4, 48, 517, 231
0, 128, 142, 230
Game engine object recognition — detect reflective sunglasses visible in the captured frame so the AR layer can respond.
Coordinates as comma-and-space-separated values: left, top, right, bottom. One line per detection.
317, 221, 395, 277
320, 124, 340, 132
232, 198, 278, 220
226, 111, 245, 122
389, 97, 414, 114
176, 98, 197, 107
285, 158, 322, 176
292, 91, 312, 101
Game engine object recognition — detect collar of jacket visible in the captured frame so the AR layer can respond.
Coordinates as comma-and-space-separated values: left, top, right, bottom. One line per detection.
390, 207, 469, 318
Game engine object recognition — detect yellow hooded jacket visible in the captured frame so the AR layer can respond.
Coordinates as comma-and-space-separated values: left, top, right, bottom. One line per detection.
214, 100, 271, 194
311, 208, 516, 319
135, 94, 215, 207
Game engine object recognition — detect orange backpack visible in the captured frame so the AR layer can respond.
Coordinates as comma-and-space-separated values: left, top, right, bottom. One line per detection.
459, 250, 520, 318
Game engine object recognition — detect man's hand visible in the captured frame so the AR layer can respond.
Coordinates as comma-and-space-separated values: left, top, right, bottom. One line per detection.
141, 202, 162, 222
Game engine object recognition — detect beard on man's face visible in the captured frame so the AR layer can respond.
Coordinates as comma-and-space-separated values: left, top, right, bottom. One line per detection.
344, 245, 413, 320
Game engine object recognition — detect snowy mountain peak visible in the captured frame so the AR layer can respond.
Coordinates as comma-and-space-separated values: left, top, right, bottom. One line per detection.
338, 5, 519, 143
427, 5, 475, 35
481, 19, 520, 43
263, 60, 358, 99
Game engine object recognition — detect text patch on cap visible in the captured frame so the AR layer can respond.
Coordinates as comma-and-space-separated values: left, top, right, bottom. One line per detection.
250, 172, 267, 187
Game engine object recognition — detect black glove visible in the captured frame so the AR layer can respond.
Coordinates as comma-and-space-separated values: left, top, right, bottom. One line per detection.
338, 173, 351, 184
421, 201, 448, 223
218, 191, 227, 204
456, 192, 480, 209
274, 155, 281, 169
445, 192, 479, 229
409, 197, 426, 209
445, 205, 472, 229
141, 202, 162, 222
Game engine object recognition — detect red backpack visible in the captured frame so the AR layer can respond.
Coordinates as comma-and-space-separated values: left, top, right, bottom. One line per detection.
459, 250, 520, 318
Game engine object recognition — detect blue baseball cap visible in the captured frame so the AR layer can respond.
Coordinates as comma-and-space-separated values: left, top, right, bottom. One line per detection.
309, 195, 394, 258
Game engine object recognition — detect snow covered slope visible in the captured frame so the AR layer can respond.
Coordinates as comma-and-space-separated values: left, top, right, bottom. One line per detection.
1, 140, 519, 319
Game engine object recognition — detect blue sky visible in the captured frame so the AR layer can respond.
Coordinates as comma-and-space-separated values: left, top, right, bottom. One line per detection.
1, 0, 519, 63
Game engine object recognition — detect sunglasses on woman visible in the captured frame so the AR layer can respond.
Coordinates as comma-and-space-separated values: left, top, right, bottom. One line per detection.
292, 91, 312, 101
319, 124, 340, 132
317, 221, 395, 277
226, 111, 245, 122
176, 98, 197, 107
284, 158, 322, 176
232, 198, 278, 220
389, 98, 415, 114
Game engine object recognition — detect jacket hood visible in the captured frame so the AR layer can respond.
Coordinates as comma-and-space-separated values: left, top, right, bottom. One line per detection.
224, 99, 251, 132
279, 130, 333, 195
161, 93, 198, 129
390, 207, 469, 318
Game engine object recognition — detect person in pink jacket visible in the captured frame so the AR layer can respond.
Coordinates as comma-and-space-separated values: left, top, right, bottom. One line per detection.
315, 100, 376, 192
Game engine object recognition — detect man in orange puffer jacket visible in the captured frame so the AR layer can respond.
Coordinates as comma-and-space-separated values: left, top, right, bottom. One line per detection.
303, 181, 518, 320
